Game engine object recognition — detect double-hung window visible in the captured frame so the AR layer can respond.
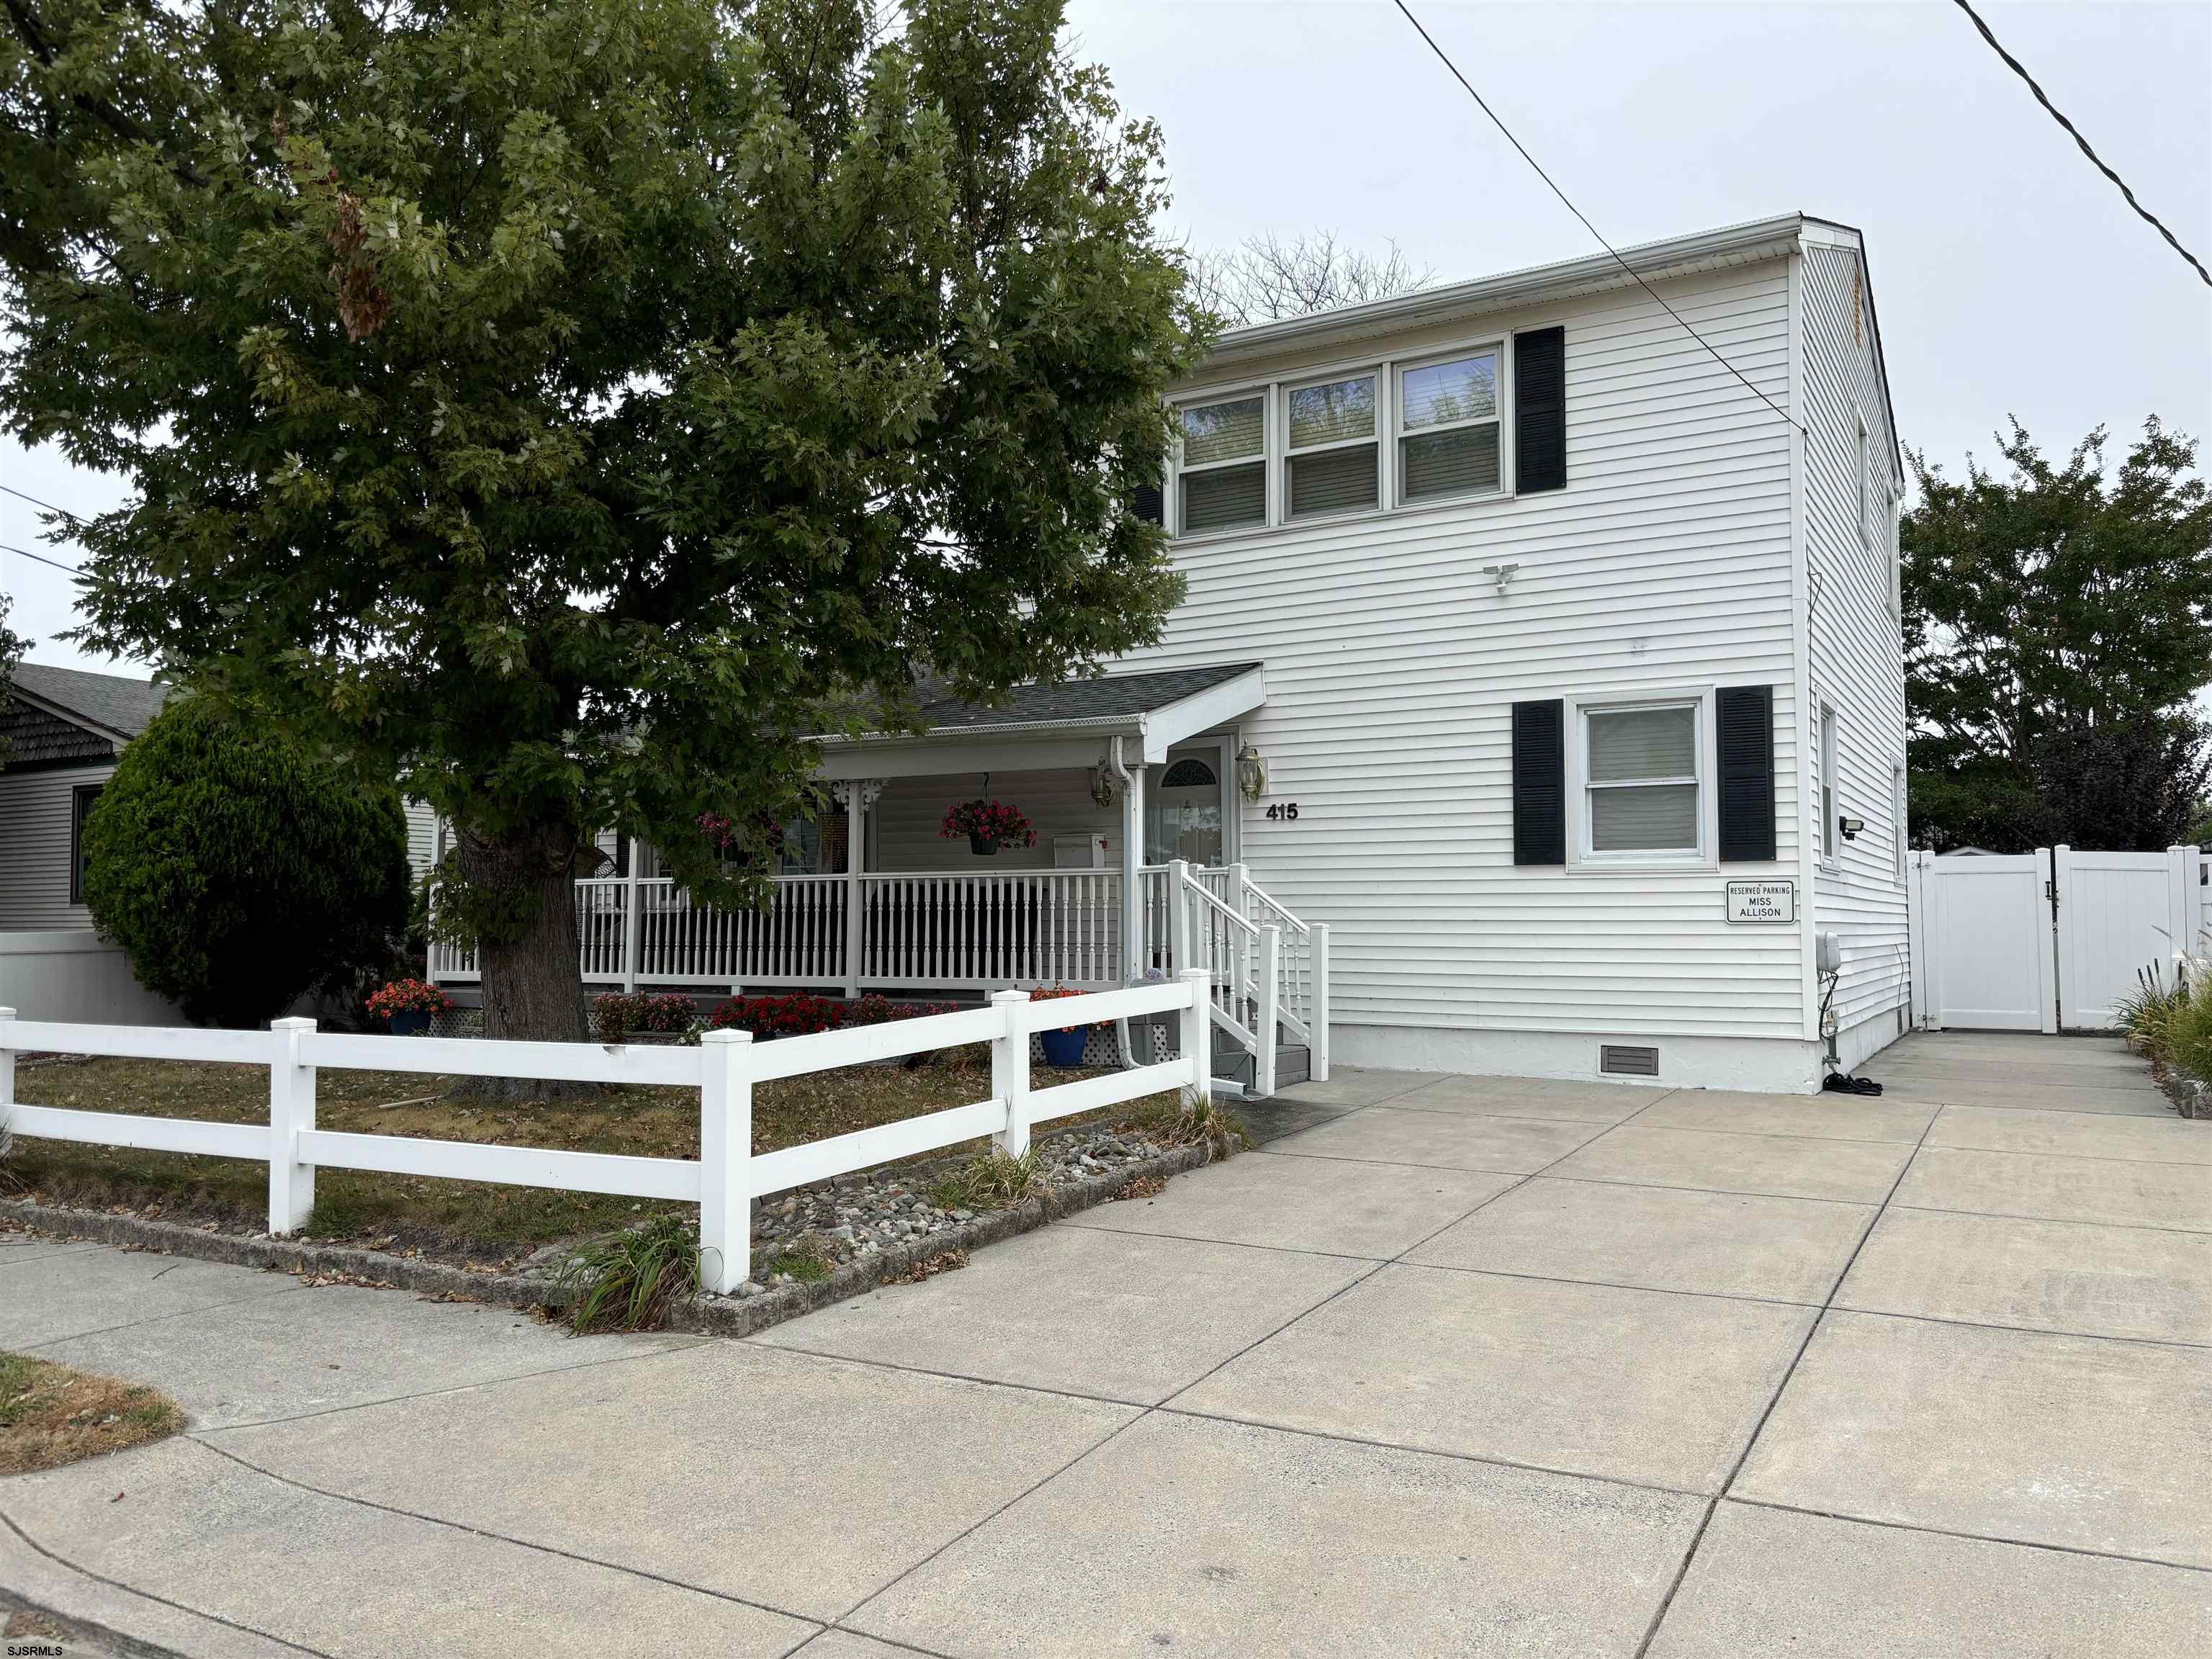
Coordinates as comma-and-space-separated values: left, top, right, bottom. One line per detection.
1177, 394, 1267, 534
70, 784, 102, 903
1583, 701, 1701, 858
1284, 372, 1378, 518
1399, 349, 1501, 502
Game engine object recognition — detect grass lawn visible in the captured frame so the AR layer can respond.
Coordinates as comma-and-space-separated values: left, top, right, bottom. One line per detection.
4, 1052, 1157, 1262
0, 1350, 184, 1475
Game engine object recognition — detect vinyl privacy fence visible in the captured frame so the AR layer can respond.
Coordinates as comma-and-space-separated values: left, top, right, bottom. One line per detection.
0, 971, 1213, 1294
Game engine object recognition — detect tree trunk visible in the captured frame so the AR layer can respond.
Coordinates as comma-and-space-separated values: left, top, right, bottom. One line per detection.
451, 820, 594, 1099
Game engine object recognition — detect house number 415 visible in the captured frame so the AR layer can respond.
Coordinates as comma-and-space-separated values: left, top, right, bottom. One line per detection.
1264, 802, 1300, 821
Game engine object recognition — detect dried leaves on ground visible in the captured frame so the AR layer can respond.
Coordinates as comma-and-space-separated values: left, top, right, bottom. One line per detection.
0, 1351, 183, 1475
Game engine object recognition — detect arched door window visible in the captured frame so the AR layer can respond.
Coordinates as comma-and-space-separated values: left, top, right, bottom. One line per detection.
1148, 754, 1224, 865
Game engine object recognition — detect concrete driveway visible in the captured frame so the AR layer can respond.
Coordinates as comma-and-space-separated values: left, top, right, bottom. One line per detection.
4, 1032, 2208, 1655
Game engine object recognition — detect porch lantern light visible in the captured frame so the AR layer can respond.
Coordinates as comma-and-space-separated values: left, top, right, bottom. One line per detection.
1236, 743, 1267, 802
1088, 762, 1118, 809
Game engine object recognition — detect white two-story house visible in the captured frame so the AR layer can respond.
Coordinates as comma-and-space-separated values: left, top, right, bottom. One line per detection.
433, 214, 1913, 1097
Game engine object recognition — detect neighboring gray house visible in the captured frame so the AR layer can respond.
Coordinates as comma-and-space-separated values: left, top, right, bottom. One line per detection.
0, 663, 182, 1021
0, 662, 438, 1021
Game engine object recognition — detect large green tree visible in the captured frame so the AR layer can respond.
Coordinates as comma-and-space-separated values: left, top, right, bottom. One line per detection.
1, 0, 1199, 1052
1902, 418, 2212, 852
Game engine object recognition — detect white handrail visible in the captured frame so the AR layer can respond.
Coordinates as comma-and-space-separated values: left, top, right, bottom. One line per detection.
0, 974, 1213, 1297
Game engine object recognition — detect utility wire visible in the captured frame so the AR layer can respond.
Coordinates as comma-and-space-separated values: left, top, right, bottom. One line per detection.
0, 481, 89, 523
1, 541, 83, 575
1950, 0, 2209, 289
1389, 0, 1803, 436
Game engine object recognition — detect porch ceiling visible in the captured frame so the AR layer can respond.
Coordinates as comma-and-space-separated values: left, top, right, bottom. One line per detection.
810, 662, 1264, 778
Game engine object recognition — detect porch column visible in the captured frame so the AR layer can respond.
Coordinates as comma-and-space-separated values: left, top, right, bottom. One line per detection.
620, 835, 642, 994
1120, 763, 1145, 982
835, 780, 880, 998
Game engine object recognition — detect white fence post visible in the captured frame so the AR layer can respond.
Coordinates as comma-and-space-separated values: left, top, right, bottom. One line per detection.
991, 989, 1032, 1158
698, 1028, 753, 1295
1179, 968, 1212, 1107
1308, 923, 1331, 1083
1256, 925, 1280, 1098
1168, 859, 1192, 979
1, 1006, 15, 1125
267, 1017, 318, 1236
1905, 851, 1930, 1030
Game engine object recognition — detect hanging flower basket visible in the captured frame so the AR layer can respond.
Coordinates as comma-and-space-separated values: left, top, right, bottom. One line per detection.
940, 799, 1036, 857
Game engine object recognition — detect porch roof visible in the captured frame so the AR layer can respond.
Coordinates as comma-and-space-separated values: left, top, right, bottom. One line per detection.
810, 661, 1264, 779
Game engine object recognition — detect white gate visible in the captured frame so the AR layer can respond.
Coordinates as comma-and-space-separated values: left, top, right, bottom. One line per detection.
1908, 845, 2206, 1033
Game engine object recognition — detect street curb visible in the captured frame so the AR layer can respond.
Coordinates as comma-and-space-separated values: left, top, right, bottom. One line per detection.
1, 1138, 1224, 1339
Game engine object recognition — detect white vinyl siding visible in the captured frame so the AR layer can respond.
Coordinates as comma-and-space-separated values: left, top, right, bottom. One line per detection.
403, 799, 441, 881
1802, 239, 1909, 1047
1120, 256, 1805, 1043
0, 762, 117, 930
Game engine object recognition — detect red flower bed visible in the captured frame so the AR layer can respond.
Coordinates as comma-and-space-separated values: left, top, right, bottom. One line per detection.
704, 993, 961, 1041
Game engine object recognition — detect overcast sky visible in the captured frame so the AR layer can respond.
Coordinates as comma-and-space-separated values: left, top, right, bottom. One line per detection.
4, 0, 2207, 678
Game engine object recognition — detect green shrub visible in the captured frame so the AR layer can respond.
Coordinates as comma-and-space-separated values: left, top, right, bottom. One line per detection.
80, 698, 410, 1028
2164, 972, 2212, 1081
2118, 961, 2194, 1065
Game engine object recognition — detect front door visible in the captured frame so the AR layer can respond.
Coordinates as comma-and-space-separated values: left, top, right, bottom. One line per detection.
1146, 747, 1226, 866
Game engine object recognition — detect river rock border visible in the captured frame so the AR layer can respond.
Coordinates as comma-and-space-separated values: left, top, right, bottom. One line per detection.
1, 1136, 1223, 1340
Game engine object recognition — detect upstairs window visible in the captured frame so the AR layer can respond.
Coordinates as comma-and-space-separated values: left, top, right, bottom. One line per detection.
1820, 705, 1839, 864
70, 784, 102, 903
1583, 701, 1701, 858
1177, 394, 1266, 534
1400, 349, 1501, 501
1284, 372, 1378, 519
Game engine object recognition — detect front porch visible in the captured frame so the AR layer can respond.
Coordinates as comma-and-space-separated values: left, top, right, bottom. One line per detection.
427, 662, 1328, 1091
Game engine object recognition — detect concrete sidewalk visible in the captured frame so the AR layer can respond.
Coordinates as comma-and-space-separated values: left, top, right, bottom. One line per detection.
4, 1033, 2209, 1655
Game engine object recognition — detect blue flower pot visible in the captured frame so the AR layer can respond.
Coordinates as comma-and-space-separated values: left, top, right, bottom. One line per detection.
1039, 1025, 1088, 1068
388, 1010, 431, 1037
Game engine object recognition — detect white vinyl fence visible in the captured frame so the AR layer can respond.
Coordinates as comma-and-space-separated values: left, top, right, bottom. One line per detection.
0, 971, 1213, 1295
1907, 844, 2206, 1033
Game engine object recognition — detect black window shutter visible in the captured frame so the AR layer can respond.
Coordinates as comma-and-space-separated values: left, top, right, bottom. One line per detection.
1717, 685, 1777, 862
1511, 699, 1566, 865
1130, 482, 1164, 526
1514, 326, 1567, 494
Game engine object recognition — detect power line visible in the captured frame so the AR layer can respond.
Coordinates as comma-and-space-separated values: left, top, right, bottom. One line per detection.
0, 481, 89, 523
1, 541, 83, 575
1388, 0, 1803, 436
1949, 0, 2209, 289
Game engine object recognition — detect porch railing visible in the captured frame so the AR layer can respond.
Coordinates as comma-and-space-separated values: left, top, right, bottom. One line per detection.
428, 860, 1326, 1089
858, 871, 1120, 989
1138, 860, 1331, 1089
433, 871, 1119, 993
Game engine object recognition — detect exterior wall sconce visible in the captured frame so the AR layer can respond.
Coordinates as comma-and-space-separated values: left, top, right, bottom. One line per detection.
1839, 816, 1866, 842
1236, 743, 1268, 802
1088, 763, 1118, 809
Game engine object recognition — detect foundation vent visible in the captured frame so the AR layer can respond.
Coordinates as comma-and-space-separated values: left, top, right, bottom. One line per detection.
1599, 1044, 1660, 1079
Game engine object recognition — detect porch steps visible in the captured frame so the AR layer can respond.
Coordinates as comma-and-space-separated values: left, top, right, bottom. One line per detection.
1210, 1043, 1309, 1094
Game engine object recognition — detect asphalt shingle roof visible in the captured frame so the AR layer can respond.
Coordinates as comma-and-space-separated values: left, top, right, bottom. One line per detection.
897, 661, 1263, 734
9, 662, 170, 739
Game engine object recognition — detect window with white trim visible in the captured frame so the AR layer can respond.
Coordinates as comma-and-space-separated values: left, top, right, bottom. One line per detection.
1177, 393, 1266, 534
1284, 371, 1378, 519
1820, 704, 1838, 864
1398, 349, 1501, 502
1582, 701, 1701, 858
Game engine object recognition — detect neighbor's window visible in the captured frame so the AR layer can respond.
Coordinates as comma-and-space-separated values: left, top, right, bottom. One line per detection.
1283, 371, 1378, 519
1583, 702, 1701, 857
1177, 393, 1267, 534
1820, 705, 1839, 863
1398, 349, 1501, 502
70, 783, 102, 903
